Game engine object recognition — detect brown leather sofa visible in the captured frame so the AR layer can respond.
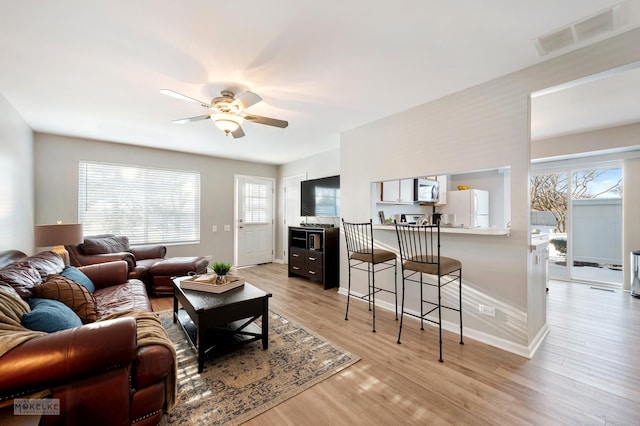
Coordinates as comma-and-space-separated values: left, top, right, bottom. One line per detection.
0, 250, 174, 426
66, 235, 208, 295
66, 234, 167, 284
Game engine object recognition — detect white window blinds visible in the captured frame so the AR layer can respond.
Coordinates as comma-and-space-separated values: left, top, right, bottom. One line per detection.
243, 182, 269, 223
78, 161, 200, 245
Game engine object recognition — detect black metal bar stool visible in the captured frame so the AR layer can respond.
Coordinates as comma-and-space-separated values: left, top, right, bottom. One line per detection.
342, 219, 397, 332
394, 222, 463, 362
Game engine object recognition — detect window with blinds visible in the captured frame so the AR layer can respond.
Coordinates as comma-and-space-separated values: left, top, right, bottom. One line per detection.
78, 161, 200, 245
243, 182, 270, 223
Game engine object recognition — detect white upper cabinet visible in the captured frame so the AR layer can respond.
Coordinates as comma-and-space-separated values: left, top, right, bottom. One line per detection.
399, 179, 415, 203
381, 179, 416, 203
381, 180, 400, 202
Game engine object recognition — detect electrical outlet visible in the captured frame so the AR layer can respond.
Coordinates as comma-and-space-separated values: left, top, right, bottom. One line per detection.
212, 225, 217, 232
479, 304, 496, 317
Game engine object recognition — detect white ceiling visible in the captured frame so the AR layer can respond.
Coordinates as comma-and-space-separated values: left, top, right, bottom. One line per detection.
1, 1, 639, 165
531, 64, 640, 140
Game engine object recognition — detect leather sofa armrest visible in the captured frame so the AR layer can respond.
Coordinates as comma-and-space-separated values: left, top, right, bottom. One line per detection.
67, 249, 136, 271
79, 260, 130, 289
133, 345, 174, 389
130, 245, 166, 260
0, 318, 137, 400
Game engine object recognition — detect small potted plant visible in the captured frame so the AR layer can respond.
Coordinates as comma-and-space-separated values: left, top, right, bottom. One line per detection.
212, 261, 232, 284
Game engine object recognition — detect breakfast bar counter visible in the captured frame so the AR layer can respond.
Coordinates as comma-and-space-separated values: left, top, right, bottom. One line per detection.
373, 224, 510, 236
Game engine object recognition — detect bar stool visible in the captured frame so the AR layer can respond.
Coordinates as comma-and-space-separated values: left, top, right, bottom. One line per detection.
394, 222, 463, 362
342, 219, 397, 332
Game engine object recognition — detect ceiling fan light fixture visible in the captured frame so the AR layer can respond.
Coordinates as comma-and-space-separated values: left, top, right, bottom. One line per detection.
164, 88, 287, 137
213, 114, 243, 134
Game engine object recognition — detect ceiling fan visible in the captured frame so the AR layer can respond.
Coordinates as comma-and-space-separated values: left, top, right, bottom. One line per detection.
160, 88, 288, 138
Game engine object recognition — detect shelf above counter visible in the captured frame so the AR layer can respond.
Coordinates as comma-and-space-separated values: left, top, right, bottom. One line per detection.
373, 224, 511, 236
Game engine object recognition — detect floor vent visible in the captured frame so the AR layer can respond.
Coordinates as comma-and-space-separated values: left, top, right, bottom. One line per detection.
589, 286, 616, 293
533, 2, 627, 56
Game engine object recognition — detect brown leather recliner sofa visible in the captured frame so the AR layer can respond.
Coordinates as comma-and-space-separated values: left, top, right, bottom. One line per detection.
66, 234, 208, 295
0, 250, 175, 426
66, 234, 167, 284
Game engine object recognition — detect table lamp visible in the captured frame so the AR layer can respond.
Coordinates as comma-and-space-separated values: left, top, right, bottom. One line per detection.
34, 222, 83, 266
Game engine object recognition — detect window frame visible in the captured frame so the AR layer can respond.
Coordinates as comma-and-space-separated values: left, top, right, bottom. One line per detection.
78, 161, 201, 245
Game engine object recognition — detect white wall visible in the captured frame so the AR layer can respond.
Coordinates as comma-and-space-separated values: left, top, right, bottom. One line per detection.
624, 157, 640, 288
338, 28, 640, 355
0, 94, 34, 254
279, 149, 340, 181
34, 133, 278, 263
276, 149, 340, 260
533, 122, 640, 160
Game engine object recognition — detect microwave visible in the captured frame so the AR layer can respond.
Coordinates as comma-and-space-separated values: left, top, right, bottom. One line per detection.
415, 178, 440, 203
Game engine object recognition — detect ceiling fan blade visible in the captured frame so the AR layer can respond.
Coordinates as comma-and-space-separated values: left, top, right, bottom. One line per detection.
231, 126, 245, 138
243, 114, 288, 128
160, 89, 210, 109
232, 91, 262, 110
171, 115, 211, 124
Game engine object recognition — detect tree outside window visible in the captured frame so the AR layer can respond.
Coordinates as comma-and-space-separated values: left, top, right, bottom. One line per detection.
530, 169, 622, 234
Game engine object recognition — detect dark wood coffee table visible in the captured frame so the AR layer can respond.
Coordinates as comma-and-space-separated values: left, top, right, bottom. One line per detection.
173, 277, 272, 373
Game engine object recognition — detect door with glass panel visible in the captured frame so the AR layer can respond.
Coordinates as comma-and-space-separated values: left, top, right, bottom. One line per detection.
234, 176, 274, 267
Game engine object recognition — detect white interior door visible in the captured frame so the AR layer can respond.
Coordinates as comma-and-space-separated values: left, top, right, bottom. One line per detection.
283, 173, 306, 263
234, 175, 274, 267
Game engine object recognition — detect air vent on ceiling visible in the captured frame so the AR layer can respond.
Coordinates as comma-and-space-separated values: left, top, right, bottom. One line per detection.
533, 2, 627, 56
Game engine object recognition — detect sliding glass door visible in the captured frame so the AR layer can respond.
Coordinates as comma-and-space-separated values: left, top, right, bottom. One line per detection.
530, 164, 622, 286
531, 171, 569, 278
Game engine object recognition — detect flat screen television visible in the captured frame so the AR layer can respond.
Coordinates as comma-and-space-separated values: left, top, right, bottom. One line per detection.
300, 175, 340, 217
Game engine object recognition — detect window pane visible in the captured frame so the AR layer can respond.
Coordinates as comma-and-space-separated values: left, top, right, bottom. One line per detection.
530, 167, 623, 285
314, 187, 340, 217
530, 172, 568, 280
571, 168, 622, 284
78, 161, 200, 245
244, 182, 269, 223
571, 169, 622, 199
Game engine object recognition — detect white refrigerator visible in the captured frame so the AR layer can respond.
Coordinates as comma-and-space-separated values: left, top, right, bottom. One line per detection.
444, 190, 489, 228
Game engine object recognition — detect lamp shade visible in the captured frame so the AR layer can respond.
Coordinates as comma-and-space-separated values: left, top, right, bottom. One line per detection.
213, 113, 243, 134
34, 223, 83, 247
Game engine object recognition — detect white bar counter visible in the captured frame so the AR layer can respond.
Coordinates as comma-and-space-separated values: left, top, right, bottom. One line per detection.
373, 224, 510, 236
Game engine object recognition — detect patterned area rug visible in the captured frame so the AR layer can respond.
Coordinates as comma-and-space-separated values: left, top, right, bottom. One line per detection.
158, 310, 359, 425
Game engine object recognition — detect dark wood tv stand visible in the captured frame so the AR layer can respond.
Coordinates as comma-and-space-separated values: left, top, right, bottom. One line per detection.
288, 226, 339, 289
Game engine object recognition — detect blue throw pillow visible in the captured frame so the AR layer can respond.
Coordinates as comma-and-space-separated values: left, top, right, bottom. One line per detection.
22, 298, 83, 333
61, 266, 95, 293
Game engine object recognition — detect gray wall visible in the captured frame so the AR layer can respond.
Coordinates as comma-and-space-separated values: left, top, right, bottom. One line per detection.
0, 93, 34, 254
34, 133, 278, 263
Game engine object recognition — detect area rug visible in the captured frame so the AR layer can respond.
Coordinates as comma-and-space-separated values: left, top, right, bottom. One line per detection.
158, 310, 359, 425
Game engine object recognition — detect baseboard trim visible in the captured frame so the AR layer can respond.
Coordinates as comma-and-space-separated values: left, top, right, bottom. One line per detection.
337, 287, 543, 359
526, 323, 550, 359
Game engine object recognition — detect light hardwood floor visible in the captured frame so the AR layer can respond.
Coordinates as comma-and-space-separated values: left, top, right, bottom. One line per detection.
152, 264, 640, 425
